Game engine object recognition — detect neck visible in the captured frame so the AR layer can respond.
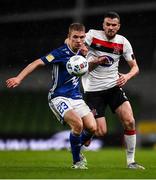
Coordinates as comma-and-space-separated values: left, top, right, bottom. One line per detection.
68, 44, 79, 53
104, 32, 116, 40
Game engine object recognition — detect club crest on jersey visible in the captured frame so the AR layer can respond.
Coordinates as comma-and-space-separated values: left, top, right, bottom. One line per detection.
113, 45, 122, 55
95, 43, 101, 48
46, 54, 54, 62
100, 55, 114, 67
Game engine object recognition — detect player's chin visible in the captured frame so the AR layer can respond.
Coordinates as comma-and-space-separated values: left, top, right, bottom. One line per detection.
108, 32, 116, 38
107, 31, 116, 38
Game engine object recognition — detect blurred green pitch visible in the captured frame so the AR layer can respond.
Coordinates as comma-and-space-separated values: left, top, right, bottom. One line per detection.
0, 148, 155, 179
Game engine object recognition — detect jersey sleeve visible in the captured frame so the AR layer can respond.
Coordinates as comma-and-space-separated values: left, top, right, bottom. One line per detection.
123, 37, 135, 61
40, 48, 62, 65
85, 29, 94, 46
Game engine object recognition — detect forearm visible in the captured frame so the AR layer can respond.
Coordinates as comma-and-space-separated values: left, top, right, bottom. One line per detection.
88, 56, 105, 72
126, 64, 139, 80
124, 59, 139, 81
88, 59, 98, 72
17, 59, 44, 81
117, 60, 139, 87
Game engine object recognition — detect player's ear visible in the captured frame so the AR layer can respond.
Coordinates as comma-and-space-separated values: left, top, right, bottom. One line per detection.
102, 22, 105, 31
118, 23, 121, 30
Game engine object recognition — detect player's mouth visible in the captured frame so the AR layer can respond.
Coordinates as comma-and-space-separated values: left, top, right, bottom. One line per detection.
108, 30, 115, 34
107, 31, 116, 37
76, 44, 82, 48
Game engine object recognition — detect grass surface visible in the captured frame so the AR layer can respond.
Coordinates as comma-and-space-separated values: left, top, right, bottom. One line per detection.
0, 148, 155, 179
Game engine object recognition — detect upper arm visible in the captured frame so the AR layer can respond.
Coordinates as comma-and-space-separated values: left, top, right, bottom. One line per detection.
33, 59, 45, 67
127, 59, 139, 76
122, 37, 134, 61
127, 59, 138, 68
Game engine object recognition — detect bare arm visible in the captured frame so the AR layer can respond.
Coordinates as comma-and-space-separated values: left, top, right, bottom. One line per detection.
117, 59, 139, 87
88, 56, 110, 72
6, 59, 45, 88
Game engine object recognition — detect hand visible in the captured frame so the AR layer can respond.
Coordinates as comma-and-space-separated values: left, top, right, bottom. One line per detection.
96, 56, 110, 65
88, 55, 109, 71
117, 73, 129, 87
80, 44, 88, 56
6, 77, 21, 88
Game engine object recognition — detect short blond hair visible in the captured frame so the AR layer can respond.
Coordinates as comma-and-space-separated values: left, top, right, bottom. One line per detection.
68, 23, 85, 36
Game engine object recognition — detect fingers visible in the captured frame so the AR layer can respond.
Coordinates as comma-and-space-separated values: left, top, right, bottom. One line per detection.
98, 56, 108, 64
6, 78, 17, 88
6, 79, 13, 88
117, 75, 126, 87
98, 56, 106, 62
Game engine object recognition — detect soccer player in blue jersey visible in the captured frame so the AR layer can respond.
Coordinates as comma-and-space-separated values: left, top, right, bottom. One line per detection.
6, 23, 97, 169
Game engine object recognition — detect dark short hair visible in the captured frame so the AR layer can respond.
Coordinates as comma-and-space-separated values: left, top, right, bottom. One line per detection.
104, 11, 120, 22
68, 23, 85, 35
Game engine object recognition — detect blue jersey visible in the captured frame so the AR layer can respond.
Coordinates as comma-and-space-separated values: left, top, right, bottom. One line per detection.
41, 44, 82, 99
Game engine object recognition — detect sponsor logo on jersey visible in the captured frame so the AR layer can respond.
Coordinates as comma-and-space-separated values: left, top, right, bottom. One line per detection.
46, 54, 54, 62
100, 55, 114, 67
113, 45, 122, 55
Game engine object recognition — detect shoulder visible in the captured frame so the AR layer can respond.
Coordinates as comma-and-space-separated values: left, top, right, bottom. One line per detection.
52, 44, 70, 56
54, 44, 68, 52
86, 29, 104, 43
115, 34, 131, 45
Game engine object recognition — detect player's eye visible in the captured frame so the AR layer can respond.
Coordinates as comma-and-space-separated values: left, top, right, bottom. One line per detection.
106, 23, 110, 26
73, 35, 78, 39
80, 36, 85, 39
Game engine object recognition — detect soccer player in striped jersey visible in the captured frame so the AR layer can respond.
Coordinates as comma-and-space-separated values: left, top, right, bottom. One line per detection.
82, 11, 145, 169
6, 23, 97, 169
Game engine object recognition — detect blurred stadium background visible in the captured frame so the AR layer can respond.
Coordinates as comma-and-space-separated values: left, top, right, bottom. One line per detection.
0, 0, 156, 150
